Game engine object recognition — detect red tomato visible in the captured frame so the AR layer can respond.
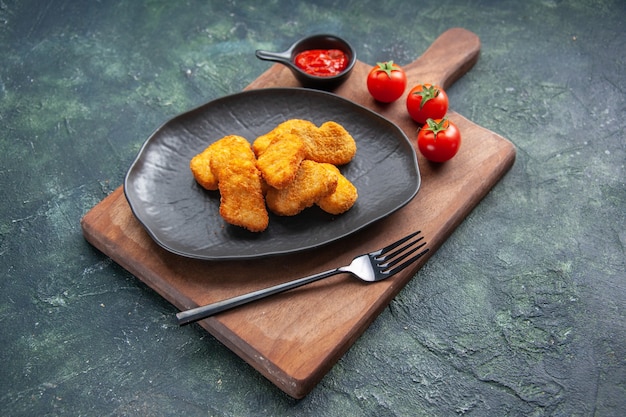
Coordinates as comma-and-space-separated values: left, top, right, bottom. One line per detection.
366, 60, 407, 103
406, 84, 449, 124
417, 118, 461, 162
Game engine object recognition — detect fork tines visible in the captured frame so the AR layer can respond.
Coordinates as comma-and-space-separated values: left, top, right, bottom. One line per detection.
375, 230, 428, 274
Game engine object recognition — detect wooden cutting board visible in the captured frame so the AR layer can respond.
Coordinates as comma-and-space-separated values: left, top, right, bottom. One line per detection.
81, 28, 516, 398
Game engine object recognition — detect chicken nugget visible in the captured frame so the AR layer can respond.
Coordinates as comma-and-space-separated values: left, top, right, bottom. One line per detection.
251, 132, 274, 158
316, 164, 358, 215
254, 119, 356, 165
256, 132, 306, 189
306, 121, 357, 165
253, 119, 317, 157
190, 135, 255, 190
190, 145, 219, 190
209, 135, 256, 176
266, 160, 338, 216
217, 158, 269, 232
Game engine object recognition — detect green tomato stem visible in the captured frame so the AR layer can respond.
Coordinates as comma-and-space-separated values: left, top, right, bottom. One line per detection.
375, 60, 398, 78
413, 85, 440, 109
424, 117, 449, 141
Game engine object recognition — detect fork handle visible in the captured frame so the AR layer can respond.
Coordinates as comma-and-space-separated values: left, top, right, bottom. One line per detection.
176, 267, 342, 325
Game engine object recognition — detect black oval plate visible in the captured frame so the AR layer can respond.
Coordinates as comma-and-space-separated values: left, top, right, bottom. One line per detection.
124, 88, 420, 260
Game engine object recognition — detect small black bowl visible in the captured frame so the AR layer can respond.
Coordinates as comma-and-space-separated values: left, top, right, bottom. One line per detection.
255, 34, 356, 90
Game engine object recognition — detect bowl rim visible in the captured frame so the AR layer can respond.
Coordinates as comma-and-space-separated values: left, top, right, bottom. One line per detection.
287, 34, 357, 81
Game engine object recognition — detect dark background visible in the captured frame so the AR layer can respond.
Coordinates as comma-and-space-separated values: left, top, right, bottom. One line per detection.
1, 0, 624, 415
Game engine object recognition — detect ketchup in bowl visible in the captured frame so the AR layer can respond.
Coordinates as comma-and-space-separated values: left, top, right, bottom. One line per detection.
255, 34, 356, 89
294, 49, 349, 77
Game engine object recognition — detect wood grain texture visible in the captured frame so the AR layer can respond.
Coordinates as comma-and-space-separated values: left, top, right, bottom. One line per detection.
81, 28, 515, 398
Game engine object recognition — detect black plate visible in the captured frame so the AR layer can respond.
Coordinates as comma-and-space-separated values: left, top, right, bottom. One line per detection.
124, 88, 420, 260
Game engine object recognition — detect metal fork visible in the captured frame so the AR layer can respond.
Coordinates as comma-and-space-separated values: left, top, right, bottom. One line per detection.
176, 230, 428, 325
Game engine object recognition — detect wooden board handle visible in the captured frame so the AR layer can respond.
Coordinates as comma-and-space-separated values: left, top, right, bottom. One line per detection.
403, 27, 480, 89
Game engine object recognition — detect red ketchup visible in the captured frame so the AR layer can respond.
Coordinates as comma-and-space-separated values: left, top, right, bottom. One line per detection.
294, 49, 349, 77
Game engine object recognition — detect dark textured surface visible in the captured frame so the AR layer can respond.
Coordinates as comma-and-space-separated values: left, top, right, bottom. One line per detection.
1, 1, 624, 416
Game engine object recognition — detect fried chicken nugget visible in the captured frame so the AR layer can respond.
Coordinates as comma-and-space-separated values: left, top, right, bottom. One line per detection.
190, 135, 255, 191
217, 158, 269, 232
266, 160, 338, 216
255, 119, 356, 165
252, 119, 317, 157
305, 121, 357, 165
256, 132, 306, 189
316, 164, 358, 215
190, 135, 268, 231
209, 135, 256, 177
189, 145, 219, 190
